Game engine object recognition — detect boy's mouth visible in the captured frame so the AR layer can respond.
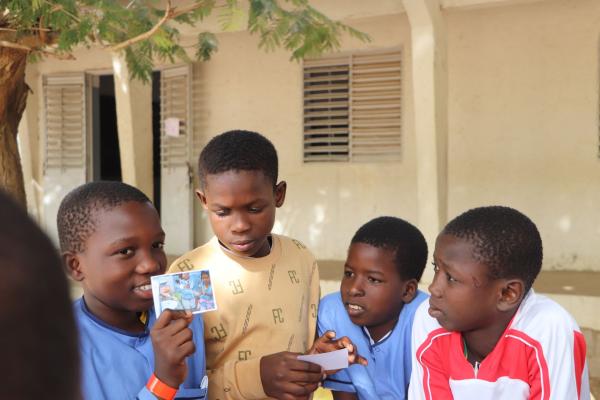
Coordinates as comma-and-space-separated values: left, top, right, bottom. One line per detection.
133, 283, 153, 299
345, 302, 365, 317
230, 239, 255, 253
428, 302, 443, 319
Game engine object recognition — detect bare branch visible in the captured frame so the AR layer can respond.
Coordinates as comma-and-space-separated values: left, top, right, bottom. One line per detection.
0, 40, 31, 52
39, 49, 76, 60
110, 1, 173, 51
45, 0, 81, 23
0, 27, 52, 32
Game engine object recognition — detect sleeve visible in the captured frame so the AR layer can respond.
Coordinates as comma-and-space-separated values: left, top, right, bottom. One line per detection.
533, 312, 591, 400
204, 356, 267, 399
308, 256, 321, 350
137, 386, 157, 400
408, 302, 453, 400
317, 296, 356, 394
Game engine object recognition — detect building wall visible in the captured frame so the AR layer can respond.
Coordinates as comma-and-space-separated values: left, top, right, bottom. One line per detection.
191, 13, 418, 260
195, 0, 600, 272
22, 0, 600, 272
446, 0, 600, 271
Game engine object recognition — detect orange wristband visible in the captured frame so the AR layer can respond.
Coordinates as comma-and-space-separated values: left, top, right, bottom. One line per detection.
146, 373, 177, 400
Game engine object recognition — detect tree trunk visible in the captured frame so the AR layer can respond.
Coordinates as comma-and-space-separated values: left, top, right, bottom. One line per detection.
0, 45, 29, 207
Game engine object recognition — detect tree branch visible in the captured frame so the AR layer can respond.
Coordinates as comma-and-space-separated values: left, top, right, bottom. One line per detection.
0, 27, 52, 32
110, 1, 173, 51
0, 40, 31, 52
39, 49, 76, 60
45, 0, 81, 23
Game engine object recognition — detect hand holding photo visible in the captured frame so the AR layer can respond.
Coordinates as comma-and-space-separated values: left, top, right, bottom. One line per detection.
151, 269, 217, 317
297, 348, 349, 371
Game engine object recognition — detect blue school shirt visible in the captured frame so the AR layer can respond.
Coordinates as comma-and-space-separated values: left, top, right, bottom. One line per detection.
317, 290, 428, 400
74, 298, 208, 400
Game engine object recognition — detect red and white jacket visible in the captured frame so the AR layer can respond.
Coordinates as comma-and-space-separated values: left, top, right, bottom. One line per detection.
408, 290, 590, 400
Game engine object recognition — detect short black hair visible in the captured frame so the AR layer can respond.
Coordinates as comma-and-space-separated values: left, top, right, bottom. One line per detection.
0, 190, 79, 399
198, 130, 278, 189
57, 181, 151, 253
351, 216, 428, 281
442, 206, 543, 292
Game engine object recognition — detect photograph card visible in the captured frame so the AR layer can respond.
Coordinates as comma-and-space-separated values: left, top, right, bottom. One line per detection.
297, 348, 349, 371
151, 269, 217, 317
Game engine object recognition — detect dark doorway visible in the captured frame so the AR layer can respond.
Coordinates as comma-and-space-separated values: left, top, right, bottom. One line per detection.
92, 75, 121, 182
91, 73, 161, 214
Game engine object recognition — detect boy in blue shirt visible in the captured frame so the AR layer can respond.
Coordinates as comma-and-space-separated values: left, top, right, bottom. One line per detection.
318, 217, 429, 399
58, 181, 208, 400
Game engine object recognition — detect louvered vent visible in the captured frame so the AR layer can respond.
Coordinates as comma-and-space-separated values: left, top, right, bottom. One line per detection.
43, 75, 86, 170
303, 48, 401, 162
160, 66, 191, 168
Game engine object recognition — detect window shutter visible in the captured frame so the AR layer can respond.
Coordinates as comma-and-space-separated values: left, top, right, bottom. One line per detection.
160, 65, 192, 168
42, 73, 88, 243
350, 50, 402, 161
303, 48, 402, 162
43, 74, 87, 171
159, 65, 194, 255
303, 56, 350, 162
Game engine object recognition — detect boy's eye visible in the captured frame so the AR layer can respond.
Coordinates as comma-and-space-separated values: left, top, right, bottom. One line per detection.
367, 277, 382, 284
432, 262, 439, 273
118, 248, 134, 256
248, 207, 262, 213
446, 273, 458, 283
343, 270, 354, 278
153, 242, 165, 250
214, 209, 229, 217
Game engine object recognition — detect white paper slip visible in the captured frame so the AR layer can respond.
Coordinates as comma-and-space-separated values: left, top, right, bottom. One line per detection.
164, 117, 180, 137
297, 348, 349, 371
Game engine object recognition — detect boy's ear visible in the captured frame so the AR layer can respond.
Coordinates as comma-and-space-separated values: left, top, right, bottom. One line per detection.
274, 181, 287, 208
63, 251, 85, 282
497, 279, 525, 312
401, 279, 418, 303
195, 190, 208, 209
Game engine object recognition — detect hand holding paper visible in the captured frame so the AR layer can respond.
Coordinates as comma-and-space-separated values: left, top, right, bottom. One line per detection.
302, 330, 368, 373
298, 348, 349, 371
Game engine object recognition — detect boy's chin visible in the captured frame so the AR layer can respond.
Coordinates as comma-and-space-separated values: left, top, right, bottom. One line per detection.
347, 313, 368, 327
131, 298, 154, 312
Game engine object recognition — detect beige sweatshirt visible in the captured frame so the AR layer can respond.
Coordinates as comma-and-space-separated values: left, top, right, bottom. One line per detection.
169, 234, 320, 400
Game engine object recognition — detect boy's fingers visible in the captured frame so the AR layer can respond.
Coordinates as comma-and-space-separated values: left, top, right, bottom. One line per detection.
356, 355, 368, 366
170, 326, 194, 347
291, 359, 323, 374
154, 309, 193, 330
278, 378, 319, 396
337, 336, 354, 351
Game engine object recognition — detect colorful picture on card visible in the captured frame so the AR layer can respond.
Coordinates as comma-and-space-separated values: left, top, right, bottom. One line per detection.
151, 270, 217, 316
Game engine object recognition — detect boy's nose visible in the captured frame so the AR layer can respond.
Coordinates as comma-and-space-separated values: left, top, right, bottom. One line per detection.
348, 280, 365, 296
137, 254, 162, 274
231, 213, 251, 233
428, 275, 442, 298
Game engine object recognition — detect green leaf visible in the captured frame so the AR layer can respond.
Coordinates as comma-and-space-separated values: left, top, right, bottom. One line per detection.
31, 0, 44, 11
196, 32, 218, 61
1, 0, 368, 83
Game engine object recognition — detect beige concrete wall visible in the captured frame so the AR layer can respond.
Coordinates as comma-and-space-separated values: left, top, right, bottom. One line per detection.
21, 0, 600, 273
446, 0, 600, 271
191, 13, 418, 260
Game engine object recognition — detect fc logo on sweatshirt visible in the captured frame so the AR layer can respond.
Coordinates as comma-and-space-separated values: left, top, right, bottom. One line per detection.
272, 308, 285, 324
